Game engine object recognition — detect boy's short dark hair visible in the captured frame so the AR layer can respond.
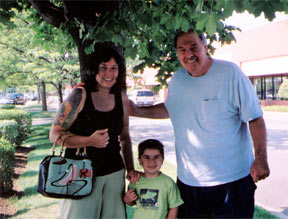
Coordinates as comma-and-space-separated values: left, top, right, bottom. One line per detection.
138, 139, 164, 159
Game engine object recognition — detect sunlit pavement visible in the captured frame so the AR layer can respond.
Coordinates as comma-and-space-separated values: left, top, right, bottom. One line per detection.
129, 112, 288, 218
28, 98, 288, 217
254, 112, 288, 218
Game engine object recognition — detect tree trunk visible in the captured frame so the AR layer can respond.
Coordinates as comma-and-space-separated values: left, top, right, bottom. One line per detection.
57, 83, 63, 104
29, 0, 122, 82
40, 81, 47, 111
37, 83, 41, 104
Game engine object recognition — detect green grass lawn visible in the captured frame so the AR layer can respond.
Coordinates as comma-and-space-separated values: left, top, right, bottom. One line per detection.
8, 104, 279, 218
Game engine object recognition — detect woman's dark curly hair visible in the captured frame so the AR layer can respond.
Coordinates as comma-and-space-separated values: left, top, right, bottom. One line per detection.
84, 43, 126, 93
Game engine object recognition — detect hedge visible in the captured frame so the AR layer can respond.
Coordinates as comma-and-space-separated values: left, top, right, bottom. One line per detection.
278, 80, 288, 100
0, 109, 32, 146
0, 120, 19, 145
0, 138, 15, 193
0, 104, 16, 110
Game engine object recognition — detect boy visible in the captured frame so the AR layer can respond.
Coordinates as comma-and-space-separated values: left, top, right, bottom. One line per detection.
124, 139, 183, 219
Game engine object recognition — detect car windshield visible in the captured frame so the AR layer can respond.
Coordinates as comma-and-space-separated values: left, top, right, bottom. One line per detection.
6, 94, 17, 99
137, 91, 153, 96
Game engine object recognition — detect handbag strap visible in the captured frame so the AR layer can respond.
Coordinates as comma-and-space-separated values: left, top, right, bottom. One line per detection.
51, 134, 64, 155
51, 133, 88, 156
60, 133, 75, 156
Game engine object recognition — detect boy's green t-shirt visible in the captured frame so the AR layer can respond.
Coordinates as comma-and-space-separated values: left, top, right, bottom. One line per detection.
128, 172, 183, 219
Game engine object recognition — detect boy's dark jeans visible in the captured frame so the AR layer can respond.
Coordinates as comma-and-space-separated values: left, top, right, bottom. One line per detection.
177, 174, 256, 218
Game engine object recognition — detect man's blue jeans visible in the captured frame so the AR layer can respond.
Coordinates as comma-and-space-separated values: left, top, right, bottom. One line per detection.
177, 175, 257, 218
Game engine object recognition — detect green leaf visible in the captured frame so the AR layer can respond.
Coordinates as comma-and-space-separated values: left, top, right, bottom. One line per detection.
181, 18, 190, 32
112, 35, 123, 46
80, 23, 85, 32
124, 47, 138, 59
195, 0, 204, 13
206, 14, 217, 36
124, 38, 134, 47
196, 14, 209, 31
215, 0, 234, 17
175, 16, 182, 29
196, 13, 217, 36
84, 42, 95, 55
139, 44, 150, 58
160, 16, 169, 25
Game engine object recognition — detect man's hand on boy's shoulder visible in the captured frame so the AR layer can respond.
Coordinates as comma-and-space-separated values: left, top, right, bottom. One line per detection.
126, 170, 142, 184
124, 188, 138, 206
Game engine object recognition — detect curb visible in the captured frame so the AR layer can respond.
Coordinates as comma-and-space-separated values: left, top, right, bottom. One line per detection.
256, 201, 288, 219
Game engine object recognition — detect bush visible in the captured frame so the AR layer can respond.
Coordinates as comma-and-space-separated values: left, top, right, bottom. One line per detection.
0, 109, 32, 146
278, 80, 288, 100
0, 138, 15, 193
0, 104, 16, 110
262, 105, 288, 112
0, 120, 19, 145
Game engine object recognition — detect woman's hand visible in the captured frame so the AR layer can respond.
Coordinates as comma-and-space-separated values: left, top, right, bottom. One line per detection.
126, 170, 142, 184
123, 188, 138, 205
89, 128, 109, 148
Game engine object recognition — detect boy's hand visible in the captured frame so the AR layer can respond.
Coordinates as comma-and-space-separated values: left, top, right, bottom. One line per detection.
124, 188, 138, 205
126, 170, 141, 184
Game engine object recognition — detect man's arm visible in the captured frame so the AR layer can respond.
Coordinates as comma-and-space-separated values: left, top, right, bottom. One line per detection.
130, 101, 169, 119
249, 116, 270, 182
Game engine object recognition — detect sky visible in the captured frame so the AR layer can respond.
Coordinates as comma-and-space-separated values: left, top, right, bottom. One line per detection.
224, 11, 288, 31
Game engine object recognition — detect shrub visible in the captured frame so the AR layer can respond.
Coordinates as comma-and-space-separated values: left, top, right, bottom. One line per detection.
0, 138, 15, 193
278, 80, 288, 100
0, 104, 16, 110
0, 109, 32, 146
262, 105, 288, 112
0, 120, 19, 145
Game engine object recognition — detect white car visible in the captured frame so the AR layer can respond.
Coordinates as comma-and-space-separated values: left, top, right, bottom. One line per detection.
129, 90, 155, 106
0, 93, 25, 105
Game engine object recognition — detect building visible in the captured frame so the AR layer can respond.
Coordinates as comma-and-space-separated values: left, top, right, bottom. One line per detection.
213, 19, 288, 105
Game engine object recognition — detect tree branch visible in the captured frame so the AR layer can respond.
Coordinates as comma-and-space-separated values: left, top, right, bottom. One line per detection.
29, 0, 66, 28
0, 41, 52, 63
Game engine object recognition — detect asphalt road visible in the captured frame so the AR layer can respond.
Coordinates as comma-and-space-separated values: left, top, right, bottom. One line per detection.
129, 111, 288, 218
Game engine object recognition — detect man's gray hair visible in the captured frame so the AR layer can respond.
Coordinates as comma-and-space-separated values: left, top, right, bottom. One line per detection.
174, 29, 207, 48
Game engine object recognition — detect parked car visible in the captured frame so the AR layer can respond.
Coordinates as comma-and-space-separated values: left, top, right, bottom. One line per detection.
25, 93, 38, 101
15, 93, 25, 104
0, 93, 25, 105
129, 90, 155, 106
0, 94, 16, 105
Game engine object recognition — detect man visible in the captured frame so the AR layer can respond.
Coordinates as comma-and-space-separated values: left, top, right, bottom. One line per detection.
130, 29, 270, 218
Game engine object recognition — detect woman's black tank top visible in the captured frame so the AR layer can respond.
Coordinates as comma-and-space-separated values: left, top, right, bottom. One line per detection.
64, 86, 125, 176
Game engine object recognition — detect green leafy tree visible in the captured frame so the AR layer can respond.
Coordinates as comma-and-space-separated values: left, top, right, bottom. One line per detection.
278, 80, 288, 100
2, 0, 288, 86
0, 8, 80, 109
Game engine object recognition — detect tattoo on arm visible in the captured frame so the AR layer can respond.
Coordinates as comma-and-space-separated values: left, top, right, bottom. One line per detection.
53, 88, 83, 129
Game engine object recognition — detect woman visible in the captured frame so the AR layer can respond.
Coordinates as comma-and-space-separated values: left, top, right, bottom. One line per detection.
50, 43, 140, 218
